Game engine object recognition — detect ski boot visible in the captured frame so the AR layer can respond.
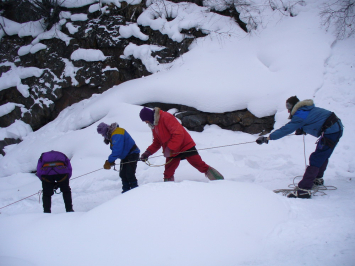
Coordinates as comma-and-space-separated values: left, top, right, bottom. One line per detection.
205, 167, 224, 180
287, 188, 311, 199
313, 178, 324, 186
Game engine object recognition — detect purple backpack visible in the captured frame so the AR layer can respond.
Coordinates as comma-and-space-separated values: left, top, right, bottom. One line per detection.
36, 150, 72, 180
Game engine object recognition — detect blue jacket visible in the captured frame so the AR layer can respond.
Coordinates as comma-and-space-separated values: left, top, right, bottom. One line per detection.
269, 100, 343, 140
108, 127, 140, 163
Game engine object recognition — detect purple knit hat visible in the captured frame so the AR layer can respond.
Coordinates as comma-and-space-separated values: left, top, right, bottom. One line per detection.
97, 122, 109, 137
139, 107, 154, 124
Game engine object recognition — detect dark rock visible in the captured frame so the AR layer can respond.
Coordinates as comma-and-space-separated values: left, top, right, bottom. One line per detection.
0, 138, 22, 156
0, 0, 269, 152
0, 106, 23, 127
142, 102, 275, 134
181, 114, 207, 132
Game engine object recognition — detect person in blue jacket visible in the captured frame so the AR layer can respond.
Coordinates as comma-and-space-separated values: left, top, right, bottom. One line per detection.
97, 122, 140, 193
256, 96, 343, 198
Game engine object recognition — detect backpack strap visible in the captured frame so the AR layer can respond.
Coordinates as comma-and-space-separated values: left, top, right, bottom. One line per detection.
321, 112, 339, 134
42, 161, 66, 169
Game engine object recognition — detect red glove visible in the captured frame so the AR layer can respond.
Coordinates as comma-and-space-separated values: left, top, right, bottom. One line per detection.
140, 150, 151, 161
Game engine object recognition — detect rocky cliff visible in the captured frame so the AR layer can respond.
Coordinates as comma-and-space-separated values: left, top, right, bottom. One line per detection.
0, 0, 276, 155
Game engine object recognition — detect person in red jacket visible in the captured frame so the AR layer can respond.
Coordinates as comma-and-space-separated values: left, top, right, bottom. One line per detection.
139, 107, 224, 182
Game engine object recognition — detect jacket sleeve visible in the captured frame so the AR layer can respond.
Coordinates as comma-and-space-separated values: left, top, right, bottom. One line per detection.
147, 130, 162, 155
269, 116, 305, 140
164, 114, 184, 151
108, 134, 125, 162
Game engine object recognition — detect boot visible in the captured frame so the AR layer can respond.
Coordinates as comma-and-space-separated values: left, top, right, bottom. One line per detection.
205, 167, 224, 180
130, 181, 138, 189
62, 191, 74, 212
43, 195, 51, 213
164, 177, 175, 182
313, 178, 324, 186
122, 180, 131, 193
287, 188, 312, 199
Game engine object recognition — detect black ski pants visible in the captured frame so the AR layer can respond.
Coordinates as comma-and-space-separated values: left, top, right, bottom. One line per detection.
120, 152, 139, 193
42, 174, 73, 213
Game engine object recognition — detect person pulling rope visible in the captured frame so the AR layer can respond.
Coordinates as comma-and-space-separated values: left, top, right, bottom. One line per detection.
256, 96, 343, 199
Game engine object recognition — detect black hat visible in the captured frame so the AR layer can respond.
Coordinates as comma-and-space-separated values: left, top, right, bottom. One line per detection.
286, 96, 300, 111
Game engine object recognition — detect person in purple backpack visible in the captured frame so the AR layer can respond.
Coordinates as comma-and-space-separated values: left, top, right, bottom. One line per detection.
36, 150, 74, 213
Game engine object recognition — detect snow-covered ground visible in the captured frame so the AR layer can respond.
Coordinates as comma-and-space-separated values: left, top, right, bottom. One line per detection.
1, 0, 355, 265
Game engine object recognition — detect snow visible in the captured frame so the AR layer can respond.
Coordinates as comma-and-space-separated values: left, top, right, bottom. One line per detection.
0, 103, 20, 117
121, 43, 167, 73
71, 13, 88, 21
0, 16, 22, 36
0, 64, 44, 97
57, 0, 142, 9
17, 45, 32, 56
66, 22, 80, 34
31, 23, 72, 46
0, 120, 32, 140
29, 43, 47, 54
59, 0, 98, 8
61, 58, 81, 86
89, 3, 101, 13
137, 1, 240, 42
103, 66, 118, 72
1, 0, 355, 265
119, 23, 149, 40
71, 48, 108, 61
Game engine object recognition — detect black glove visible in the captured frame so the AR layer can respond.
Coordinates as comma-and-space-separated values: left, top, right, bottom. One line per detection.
295, 128, 306, 135
140, 150, 151, 162
256, 136, 269, 145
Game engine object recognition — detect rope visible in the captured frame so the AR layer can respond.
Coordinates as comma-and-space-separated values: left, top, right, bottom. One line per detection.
0, 168, 105, 212
111, 140, 257, 168
143, 158, 173, 167
70, 168, 103, 180
0, 190, 43, 212
0, 140, 256, 211
119, 140, 257, 166
273, 176, 337, 196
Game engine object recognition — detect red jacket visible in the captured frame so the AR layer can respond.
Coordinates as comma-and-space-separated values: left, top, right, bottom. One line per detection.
147, 108, 195, 156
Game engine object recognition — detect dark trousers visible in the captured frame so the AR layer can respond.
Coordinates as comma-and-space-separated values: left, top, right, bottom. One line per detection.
42, 174, 73, 213
120, 152, 139, 193
298, 130, 342, 190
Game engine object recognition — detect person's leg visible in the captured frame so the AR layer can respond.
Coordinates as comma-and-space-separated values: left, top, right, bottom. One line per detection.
186, 154, 209, 173
164, 157, 181, 181
317, 159, 328, 178
42, 179, 54, 213
58, 177, 73, 212
120, 161, 131, 193
313, 159, 328, 186
298, 131, 341, 191
125, 153, 139, 189
186, 154, 224, 180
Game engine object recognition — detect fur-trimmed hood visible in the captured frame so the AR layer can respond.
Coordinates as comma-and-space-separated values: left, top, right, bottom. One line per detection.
290, 99, 314, 118
153, 107, 161, 126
